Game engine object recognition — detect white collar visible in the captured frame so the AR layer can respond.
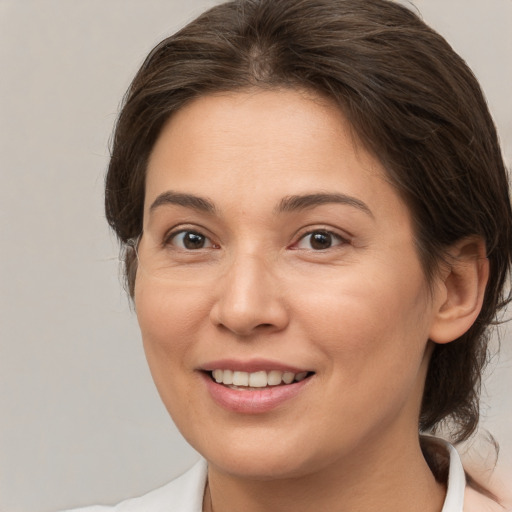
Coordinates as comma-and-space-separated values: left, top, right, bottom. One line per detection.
439, 439, 466, 512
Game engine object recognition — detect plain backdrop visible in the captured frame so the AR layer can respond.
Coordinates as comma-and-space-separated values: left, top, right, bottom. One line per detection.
1, 1, 511, 511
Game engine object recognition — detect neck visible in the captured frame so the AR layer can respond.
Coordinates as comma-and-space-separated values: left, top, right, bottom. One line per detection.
204, 433, 446, 512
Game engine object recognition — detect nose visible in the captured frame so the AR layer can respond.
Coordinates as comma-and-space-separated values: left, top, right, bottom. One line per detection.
210, 252, 289, 337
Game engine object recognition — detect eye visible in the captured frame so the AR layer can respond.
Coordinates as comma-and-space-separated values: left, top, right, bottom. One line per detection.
295, 230, 346, 250
167, 230, 215, 250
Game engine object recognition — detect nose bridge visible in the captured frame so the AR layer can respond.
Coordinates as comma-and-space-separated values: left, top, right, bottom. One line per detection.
211, 246, 288, 336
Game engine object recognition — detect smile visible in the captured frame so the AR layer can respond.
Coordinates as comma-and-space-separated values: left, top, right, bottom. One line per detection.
202, 365, 315, 413
211, 369, 311, 389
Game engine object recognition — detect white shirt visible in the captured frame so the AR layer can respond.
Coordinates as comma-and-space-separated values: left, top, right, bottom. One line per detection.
61, 440, 472, 512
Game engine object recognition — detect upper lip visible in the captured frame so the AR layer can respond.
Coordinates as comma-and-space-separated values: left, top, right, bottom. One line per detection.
200, 358, 312, 374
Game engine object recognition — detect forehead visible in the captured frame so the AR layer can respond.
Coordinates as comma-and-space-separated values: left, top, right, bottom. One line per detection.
144, 88, 407, 224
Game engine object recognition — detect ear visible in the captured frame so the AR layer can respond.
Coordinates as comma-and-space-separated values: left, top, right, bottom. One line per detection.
429, 237, 489, 344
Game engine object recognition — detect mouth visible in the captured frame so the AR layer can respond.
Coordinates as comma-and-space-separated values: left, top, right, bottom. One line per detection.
201, 363, 315, 413
207, 369, 315, 390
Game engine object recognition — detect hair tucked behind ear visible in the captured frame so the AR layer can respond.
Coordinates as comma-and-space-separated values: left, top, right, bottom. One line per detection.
105, 0, 512, 443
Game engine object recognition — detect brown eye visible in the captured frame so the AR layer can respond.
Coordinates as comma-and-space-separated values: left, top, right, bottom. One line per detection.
169, 231, 213, 250
309, 231, 333, 250
295, 230, 346, 250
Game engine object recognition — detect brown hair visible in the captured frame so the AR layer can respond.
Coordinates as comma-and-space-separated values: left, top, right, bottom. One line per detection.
105, 0, 512, 443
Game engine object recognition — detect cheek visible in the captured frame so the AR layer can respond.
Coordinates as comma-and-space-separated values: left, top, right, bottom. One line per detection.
292, 259, 432, 374
134, 278, 209, 365
303, 272, 431, 427
134, 278, 211, 426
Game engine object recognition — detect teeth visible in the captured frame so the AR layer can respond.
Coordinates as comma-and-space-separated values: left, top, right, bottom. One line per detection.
295, 371, 308, 382
233, 371, 249, 386
249, 371, 267, 387
267, 370, 282, 386
211, 369, 310, 388
222, 369, 233, 385
282, 372, 295, 384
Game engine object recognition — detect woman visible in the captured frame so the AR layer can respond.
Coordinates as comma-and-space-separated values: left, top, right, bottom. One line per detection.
68, 0, 512, 510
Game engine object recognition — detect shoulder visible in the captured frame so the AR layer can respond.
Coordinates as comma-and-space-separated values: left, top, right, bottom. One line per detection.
464, 486, 511, 512
422, 436, 511, 512
60, 459, 207, 512
460, 442, 512, 512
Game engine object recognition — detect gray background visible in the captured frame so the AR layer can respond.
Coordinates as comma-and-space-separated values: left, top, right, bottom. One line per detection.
0, 1, 511, 511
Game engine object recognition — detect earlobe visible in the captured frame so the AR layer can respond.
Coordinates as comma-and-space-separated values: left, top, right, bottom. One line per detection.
429, 237, 489, 344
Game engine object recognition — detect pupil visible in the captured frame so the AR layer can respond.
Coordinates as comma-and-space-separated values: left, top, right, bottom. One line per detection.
184, 232, 205, 249
311, 232, 331, 250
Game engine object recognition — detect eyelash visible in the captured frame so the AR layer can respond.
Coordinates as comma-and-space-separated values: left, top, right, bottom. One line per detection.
163, 227, 349, 251
163, 228, 218, 250
291, 229, 349, 250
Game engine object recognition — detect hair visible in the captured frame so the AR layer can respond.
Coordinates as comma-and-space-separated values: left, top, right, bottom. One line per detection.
105, 0, 512, 443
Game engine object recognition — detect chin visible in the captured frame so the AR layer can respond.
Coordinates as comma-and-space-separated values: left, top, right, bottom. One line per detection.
188, 427, 331, 481
210, 453, 318, 481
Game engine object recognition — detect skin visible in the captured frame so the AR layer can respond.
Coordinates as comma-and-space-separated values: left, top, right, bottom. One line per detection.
135, 88, 487, 512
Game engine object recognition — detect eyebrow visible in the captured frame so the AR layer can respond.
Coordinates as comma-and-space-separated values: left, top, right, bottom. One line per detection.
276, 193, 373, 217
149, 190, 372, 218
149, 191, 216, 214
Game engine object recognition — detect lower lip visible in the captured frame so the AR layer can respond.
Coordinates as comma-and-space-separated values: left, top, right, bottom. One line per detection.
201, 372, 311, 414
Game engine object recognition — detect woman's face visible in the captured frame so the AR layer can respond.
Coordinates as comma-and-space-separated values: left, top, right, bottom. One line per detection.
135, 89, 445, 479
